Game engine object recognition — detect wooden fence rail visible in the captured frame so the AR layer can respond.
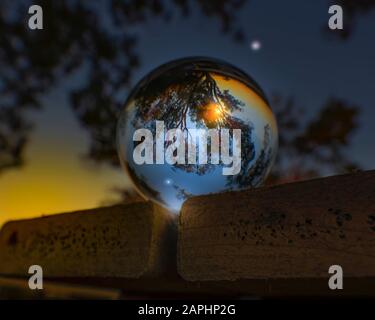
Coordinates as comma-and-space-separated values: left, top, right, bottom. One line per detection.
1, 170, 374, 297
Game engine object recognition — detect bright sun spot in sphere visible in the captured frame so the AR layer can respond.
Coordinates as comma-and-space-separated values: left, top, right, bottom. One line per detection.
203, 102, 225, 123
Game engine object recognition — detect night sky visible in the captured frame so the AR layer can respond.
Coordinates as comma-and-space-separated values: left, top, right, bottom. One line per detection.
1, 0, 374, 226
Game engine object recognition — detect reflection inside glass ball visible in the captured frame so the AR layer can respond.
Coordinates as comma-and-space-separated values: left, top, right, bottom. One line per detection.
117, 57, 278, 212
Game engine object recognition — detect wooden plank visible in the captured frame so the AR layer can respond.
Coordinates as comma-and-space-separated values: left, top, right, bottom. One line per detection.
0, 276, 121, 299
0, 202, 177, 279
178, 170, 375, 295
1, 171, 375, 297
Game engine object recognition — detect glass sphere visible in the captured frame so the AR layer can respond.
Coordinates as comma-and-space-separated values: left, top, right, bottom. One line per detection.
117, 57, 278, 212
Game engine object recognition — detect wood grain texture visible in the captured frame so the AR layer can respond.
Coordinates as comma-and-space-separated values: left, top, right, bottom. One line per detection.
178, 170, 375, 284
0, 202, 177, 278
1, 171, 375, 297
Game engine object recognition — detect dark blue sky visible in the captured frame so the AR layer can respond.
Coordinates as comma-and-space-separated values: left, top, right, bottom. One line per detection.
35, 0, 375, 170
2, 0, 375, 222
129, 0, 375, 168
39, 0, 375, 168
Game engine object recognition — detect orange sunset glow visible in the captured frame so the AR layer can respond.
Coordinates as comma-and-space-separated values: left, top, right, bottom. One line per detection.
0, 104, 131, 229
0, 74, 275, 229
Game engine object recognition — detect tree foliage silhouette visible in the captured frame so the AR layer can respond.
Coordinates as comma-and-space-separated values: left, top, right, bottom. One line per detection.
125, 60, 259, 184
0, 0, 365, 198
0, 0, 247, 173
268, 95, 360, 184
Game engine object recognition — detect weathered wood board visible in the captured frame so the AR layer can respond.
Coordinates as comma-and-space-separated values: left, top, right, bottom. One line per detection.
0, 202, 177, 278
178, 170, 375, 288
1, 171, 375, 297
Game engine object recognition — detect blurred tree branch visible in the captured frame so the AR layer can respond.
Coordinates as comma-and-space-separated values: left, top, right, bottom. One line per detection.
0, 0, 367, 202
268, 95, 360, 184
0, 0, 246, 173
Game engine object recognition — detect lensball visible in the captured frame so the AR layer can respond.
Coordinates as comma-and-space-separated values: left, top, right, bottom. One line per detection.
117, 57, 278, 212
